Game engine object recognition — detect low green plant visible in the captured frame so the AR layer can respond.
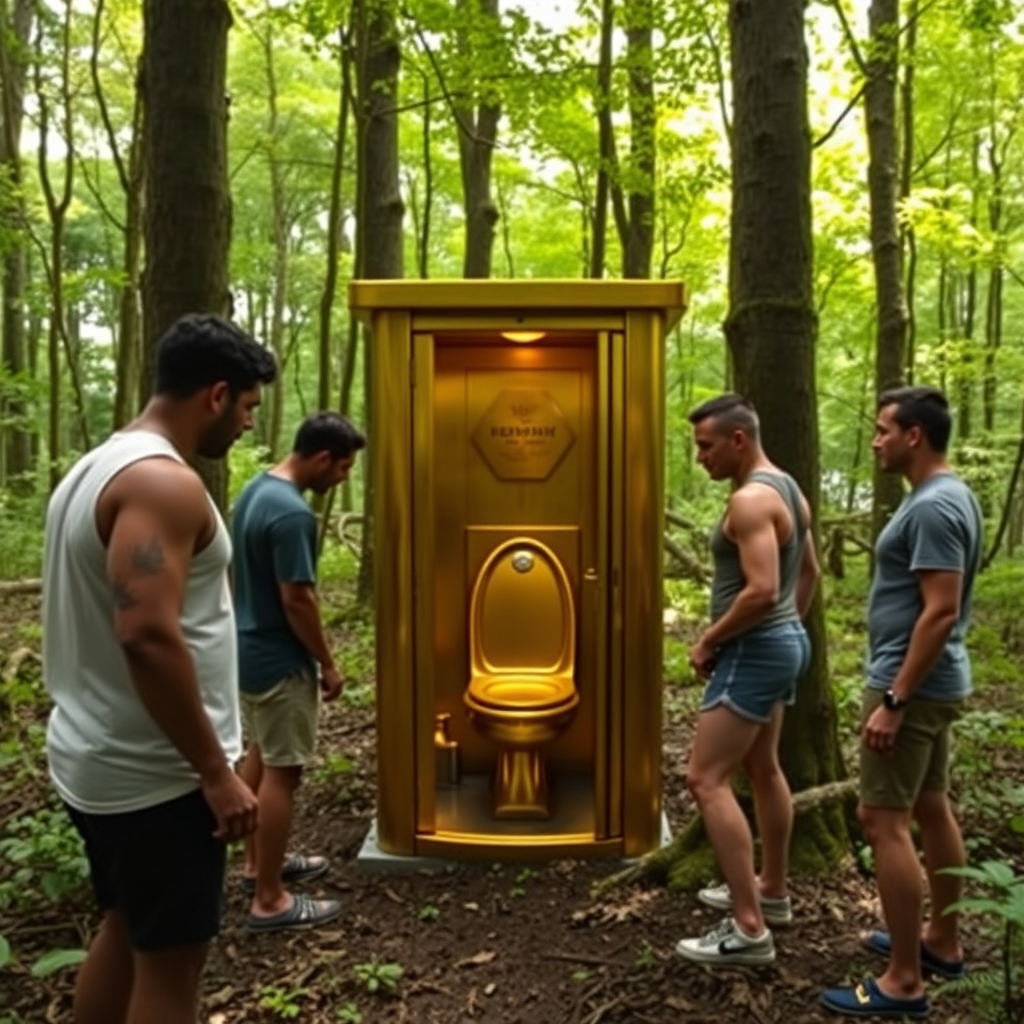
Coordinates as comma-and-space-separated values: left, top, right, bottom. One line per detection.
634, 940, 657, 969
571, 968, 591, 982
939, 859, 1024, 1024
258, 985, 308, 1019
417, 903, 440, 922
311, 752, 355, 785
336, 1004, 363, 1023
0, 805, 89, 911
352, 959, 403, 995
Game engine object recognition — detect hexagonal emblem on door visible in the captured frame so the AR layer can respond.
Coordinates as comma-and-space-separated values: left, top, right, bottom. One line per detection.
472, 388, 576, 481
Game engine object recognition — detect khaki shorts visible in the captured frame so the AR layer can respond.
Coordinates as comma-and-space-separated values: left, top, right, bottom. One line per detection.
240, 671, 320, 768
859, 688, 964, 809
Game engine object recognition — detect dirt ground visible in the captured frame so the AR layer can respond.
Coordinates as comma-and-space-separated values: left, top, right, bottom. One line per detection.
0, 589, 1014, 1024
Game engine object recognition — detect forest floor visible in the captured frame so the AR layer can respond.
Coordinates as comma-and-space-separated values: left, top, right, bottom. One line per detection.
1, 584, 1022, 1024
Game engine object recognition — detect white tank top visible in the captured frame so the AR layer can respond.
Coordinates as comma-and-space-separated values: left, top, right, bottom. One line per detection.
43, 430, 241, 813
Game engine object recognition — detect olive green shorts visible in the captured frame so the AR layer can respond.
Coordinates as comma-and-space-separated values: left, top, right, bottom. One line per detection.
240, 671, 320, 768
858, 688, 964, 809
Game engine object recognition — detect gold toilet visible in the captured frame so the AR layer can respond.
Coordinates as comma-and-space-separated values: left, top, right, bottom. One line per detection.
464, 538, 580, 819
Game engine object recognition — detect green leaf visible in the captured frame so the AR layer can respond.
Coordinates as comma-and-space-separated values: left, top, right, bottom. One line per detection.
0, 935, 11, 968
30, 948, 87, 977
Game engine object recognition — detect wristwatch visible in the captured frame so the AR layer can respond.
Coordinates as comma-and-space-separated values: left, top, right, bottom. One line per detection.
883, 688, 909, 711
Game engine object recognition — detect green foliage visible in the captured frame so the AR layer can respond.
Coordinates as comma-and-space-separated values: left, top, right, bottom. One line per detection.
258, 985, 309, 1019
417, 903, 440, 922
352, 959, 404, 995
0, 805, 89, 912
940, 860, 1024, 1024
336, 1004, 363, 1024
30, 948, 87, 977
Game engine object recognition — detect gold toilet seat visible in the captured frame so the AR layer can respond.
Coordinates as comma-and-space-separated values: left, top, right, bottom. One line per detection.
466, 675, 577, 713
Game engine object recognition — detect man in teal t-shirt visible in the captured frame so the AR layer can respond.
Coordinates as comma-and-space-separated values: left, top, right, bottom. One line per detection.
822, 387, 982, 1020
232, 412, 365, 933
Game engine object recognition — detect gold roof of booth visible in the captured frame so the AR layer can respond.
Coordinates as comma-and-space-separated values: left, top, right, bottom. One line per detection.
348, 279, 686, 331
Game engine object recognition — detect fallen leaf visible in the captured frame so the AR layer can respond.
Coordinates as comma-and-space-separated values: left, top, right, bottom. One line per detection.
455, 950, 497, 968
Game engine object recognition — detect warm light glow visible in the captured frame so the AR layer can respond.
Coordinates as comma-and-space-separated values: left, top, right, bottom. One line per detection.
501, 330, 547, 343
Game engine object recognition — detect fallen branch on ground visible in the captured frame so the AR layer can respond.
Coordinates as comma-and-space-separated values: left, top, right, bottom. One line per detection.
593, 777, 859, 896
0, 579, 42, 596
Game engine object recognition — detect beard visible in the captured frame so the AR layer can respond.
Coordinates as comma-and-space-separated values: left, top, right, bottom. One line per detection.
197, 405, 240, 459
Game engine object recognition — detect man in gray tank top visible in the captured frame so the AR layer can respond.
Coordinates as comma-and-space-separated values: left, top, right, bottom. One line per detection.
674, 394, 819, 967
43, 316, 277, 1024
822, 387, 981, 1019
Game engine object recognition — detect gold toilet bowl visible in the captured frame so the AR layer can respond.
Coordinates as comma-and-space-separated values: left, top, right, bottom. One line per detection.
464, 539, 579, 819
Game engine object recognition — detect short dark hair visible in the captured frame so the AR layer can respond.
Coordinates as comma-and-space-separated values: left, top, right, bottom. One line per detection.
293, 412, 366, 460
878, 386, 951, 453
154, 314, 277, 398
688, 393, 761, 444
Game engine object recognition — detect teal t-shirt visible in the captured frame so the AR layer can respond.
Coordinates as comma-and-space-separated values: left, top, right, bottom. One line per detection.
232, 473, 317, 694
867, 473, 983, 701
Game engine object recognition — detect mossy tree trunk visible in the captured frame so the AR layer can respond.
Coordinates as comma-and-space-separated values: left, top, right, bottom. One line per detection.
719, 0, 848, 882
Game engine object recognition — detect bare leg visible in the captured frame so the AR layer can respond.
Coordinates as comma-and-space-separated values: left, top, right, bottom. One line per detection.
686, 706, 764, 937
73, 910, 133, 1024
913, 788, 965, 962
860, 804, 926, 999
127, 943, 209, 1024
249, 764, 303, 918
238, 744, 264, 877
741, 703, 791, 899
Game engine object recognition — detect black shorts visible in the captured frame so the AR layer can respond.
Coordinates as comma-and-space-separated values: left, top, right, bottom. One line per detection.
65, 787, 226, 952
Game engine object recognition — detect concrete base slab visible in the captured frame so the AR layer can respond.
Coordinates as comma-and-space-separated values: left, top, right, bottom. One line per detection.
354, 811, 673, 874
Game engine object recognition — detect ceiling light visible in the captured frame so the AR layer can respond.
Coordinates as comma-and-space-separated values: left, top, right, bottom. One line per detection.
501, 330, 546, 343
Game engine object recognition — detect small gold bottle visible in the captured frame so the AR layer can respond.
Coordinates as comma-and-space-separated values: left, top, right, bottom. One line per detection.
434, 713, 460, 786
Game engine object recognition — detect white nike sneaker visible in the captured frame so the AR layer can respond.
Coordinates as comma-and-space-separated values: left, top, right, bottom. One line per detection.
697, 881, 793, 926
675, 916, 776, 966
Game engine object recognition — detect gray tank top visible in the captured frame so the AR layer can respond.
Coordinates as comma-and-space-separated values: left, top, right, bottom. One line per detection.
709, 470, 807, 629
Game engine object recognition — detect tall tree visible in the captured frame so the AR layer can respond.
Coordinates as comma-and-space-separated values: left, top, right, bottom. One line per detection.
141, 0, 233, 508
864, 0, 908, 537
353, 0, 402, 602
725, 0, 848, 868
90, 0, 145, 428
455, 0, 500, 278
0, 0, 33, 490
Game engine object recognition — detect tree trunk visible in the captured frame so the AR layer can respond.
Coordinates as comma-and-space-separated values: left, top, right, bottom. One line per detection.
982, 122, 1003, 436
90, 0, 145, 428
589, 0, 614, 279
620, 0, 654, 279
317, 25, 353, 412
0, 0, 33, 492
141, 0, 233, 510
354, 0, 403, 603
723, 0, 848, 877
865, 0, 906, 540
455, 0, 500, 279
899, 0, 917, 384
258, 14, 288, 458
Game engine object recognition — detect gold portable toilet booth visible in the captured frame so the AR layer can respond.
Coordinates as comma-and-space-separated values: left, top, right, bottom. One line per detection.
350, 280, 686, 861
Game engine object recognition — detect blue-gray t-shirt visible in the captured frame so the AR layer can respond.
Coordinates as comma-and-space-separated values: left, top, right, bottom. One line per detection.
867, 473, 983, 701
232, 473, 318, 694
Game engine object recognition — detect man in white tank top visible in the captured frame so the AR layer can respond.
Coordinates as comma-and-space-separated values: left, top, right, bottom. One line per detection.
43, 315, 276, 1024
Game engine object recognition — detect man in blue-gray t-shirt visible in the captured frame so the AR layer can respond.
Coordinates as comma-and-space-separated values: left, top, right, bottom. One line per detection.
232, 412, 365, 933
822, 387, 982, 1020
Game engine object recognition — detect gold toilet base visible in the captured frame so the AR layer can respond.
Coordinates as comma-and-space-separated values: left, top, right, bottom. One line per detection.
492, 749, 551, 819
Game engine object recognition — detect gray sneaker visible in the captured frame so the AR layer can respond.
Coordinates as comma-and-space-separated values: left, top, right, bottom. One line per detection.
697, 882, 793, 926
676, 916, 775, 966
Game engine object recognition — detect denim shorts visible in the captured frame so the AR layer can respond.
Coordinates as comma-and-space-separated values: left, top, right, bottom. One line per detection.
700, 621, 811, 723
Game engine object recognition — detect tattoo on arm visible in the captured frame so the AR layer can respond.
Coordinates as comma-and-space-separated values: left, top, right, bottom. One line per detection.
110, 538, 165, 608
111, 579, 139, 609
131, 538, 166, 574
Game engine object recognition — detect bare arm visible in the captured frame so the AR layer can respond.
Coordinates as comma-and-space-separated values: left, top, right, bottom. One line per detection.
795, 497, 821, 619
279, 581, 340, 686
701, 488, 779, 648
887, 570, 961, 701
105, 462, 257, 839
